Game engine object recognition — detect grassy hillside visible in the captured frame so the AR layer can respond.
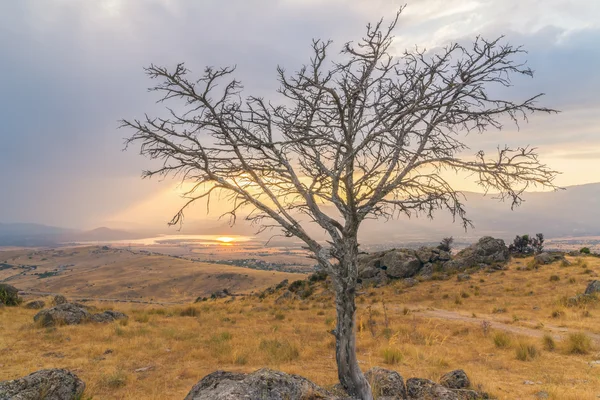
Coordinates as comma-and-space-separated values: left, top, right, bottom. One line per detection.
1, 255, 600, 399
0, 246, 305, 302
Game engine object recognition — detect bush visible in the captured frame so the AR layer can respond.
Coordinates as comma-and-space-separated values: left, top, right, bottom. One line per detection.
566, 332, 591, 354
381, 347, 403, 365
515, 342, 539, 361
437, 237, 454, 252
551, 310, 564, 318
549, 275, 560, 282
100, 369, 127, 389
542, 334, 556, 351
580, 247, 591, 254
493, 332, 511, 348
509, 233, 544, 254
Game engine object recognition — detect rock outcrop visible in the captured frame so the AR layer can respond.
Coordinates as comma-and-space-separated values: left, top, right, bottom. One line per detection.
52, 295, 67, 305
365, 366, 407, 398
444, 236, 509, 272
184, 369, 334, 400
34, 303, 92, 327
358, 237, 509, 284
585, 280, 600, 295
0, 369, 85, 400
439, 369, 470, 389
406, 377, 484, 400
33, 303, 128, 327
24, 300, 45, 309
534, 252, 567, 265
0, 283, 21, 306
90, 310, 129, 323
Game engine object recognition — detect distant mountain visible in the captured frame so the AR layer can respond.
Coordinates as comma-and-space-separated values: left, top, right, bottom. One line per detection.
2, 183, 599, 247
69, 227, 146, 242
356, 182, 600, 244
0, 224, 147, 246
0, 223, 75, 246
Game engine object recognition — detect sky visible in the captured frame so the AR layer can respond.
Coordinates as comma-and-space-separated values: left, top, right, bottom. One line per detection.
0, 0, 599, 230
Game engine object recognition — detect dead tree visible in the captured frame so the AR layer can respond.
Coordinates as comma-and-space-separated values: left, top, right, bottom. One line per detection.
122, 9, 558, 399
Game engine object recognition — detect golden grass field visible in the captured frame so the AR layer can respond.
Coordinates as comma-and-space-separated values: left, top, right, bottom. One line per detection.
1, 254, 600, 399
0, 246, 305, 302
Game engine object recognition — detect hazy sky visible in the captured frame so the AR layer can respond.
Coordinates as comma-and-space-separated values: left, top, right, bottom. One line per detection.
1, 0, 599, 229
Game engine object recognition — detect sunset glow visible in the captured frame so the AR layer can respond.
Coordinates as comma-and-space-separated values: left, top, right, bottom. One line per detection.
216, 236, 236, 243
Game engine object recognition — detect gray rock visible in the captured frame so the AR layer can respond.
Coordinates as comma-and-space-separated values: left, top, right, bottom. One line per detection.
0, 369, 85, 400
406, 378, 461, 399
419, 263, 434, 277
445, 237, 509, 272
53, 295, 67, 305
91, 310, 129, 323
33, 303, 92, 327
415, 247, 435, 264
585, 280, 600, 295
534, 252, 566, 265
0, 284, 21, 306
365, 367, 407, 398
382, 250, 422, 279
439, 370, 470, 389
406, 378, 485, 400
24, 300, 45, 309
184, 368, 334, 400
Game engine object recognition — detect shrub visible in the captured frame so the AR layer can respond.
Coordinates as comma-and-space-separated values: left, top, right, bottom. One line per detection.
492, 307, 506, 314
580, 247, 591, 254
515, 342, 539, 361
100, 369, 127, 389
566, 332, 591, 354
274, 312, 286, 321
568, 277, 576, 284
460, 291, 470, 299
549, 275, 560, 282
509, 233, 544, 254
259, 339, 300, 362
381, 347, 403, 365
551, 310, 564, 318
493, 331, 511, 348
542, 334, 556, 351
437, 237, 454, 252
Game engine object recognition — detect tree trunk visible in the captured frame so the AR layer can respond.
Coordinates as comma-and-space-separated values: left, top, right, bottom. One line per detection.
333, 237, 373, 400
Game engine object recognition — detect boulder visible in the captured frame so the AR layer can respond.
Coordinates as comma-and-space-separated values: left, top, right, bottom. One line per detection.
445, 237, 509, 272
0, 283, 21, 306
406, 378, 484, 400
184, 368, 334, 400
365, 367, 407, 398
382, 250, 422, 279
24, 300, 45, 310
0, 369, 85, 400
439, 370, 470, 389
53, 295, 67, 305
585, 280, 600, 295
90, 310, 129, 323
33, 303, 92, 327
534, 252, 566, 265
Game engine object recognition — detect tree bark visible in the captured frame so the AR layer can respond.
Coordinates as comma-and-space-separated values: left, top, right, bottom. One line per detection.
333, 237, 373, 400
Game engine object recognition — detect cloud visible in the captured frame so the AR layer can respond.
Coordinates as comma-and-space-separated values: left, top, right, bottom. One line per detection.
0, 0, 598, 228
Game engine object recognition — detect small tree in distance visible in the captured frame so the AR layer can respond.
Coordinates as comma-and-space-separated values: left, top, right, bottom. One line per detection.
438, 237, 454, 253
123, 9, 558, 399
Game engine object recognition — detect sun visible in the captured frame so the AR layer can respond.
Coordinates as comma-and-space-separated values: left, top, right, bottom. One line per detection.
215, 236, 235, 244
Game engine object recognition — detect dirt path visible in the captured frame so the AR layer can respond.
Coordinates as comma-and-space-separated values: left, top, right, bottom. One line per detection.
403, 305, 600, 342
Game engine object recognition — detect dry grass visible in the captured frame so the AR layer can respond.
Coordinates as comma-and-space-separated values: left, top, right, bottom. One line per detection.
1, 255, 600, 399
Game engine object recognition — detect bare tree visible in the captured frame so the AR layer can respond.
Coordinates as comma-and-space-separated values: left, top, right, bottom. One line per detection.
122, 9, 558, 399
